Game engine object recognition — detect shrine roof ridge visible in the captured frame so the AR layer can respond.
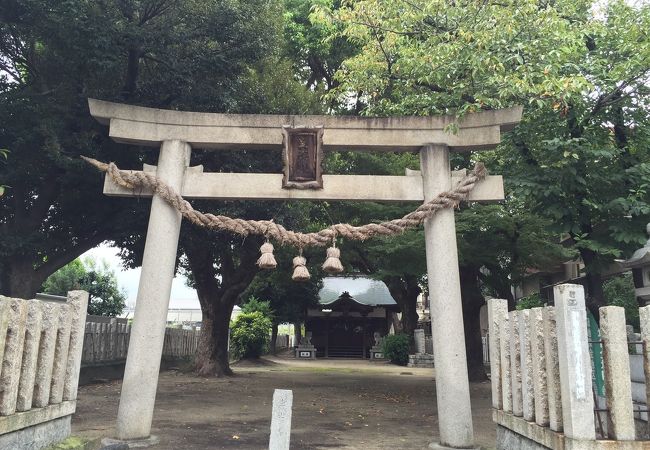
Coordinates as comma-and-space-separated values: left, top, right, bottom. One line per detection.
88, 99, 522, 152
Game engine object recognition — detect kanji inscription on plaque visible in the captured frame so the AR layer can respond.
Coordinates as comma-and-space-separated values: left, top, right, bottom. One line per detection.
282, 126, 324, 189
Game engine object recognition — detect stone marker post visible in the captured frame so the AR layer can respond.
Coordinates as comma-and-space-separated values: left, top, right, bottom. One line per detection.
269, 389, 293, 450
554, 284, 595, 440
414, 329, 426, 354
421, 144, 474, 448
600, 306, 635, 440
115, 140, 191, 441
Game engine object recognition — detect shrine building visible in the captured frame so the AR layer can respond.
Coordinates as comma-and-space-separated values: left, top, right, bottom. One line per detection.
305, 277, 399, 358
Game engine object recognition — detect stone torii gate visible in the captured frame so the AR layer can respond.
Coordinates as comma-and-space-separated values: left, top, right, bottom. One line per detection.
88, 99, 521, 449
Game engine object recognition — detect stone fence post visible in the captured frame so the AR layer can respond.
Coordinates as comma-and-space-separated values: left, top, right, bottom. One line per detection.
553, 284, 595, 440
487, 299, 508, 410
600, 306, 635, 440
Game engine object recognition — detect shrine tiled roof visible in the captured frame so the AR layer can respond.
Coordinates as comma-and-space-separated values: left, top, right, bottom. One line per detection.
318, 277, 397, 307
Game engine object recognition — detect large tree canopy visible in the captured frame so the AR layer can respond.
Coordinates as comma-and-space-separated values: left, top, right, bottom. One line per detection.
315, 0, 650, 314
0, 0, 284, 297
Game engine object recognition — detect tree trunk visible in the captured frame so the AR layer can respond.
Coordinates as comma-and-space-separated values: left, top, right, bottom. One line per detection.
270, 323, 278, 355
3, 260, 47, 299
184, 234, 260, 378
390, 312, 403, 334
293, 322, 301, 346
383, 275, 421, 339
195, 300, 235, 377
460, 265, 487, 382
578, 247, 606, 320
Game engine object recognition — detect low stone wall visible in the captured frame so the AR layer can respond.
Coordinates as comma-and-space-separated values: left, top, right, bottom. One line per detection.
0, 291, 88, 449
408, 353, 434, 368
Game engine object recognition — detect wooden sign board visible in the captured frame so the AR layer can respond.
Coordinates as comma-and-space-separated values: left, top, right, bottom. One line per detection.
282, 126, 324, 189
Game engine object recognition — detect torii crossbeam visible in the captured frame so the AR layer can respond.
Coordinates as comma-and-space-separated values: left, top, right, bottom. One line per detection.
88, 98, 522, 449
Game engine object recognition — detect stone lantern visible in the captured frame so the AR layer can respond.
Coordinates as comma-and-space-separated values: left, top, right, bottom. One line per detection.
621, 223, 650, 305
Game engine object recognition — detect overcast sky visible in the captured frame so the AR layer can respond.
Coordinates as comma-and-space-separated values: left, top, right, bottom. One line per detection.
82, 243, 200, 309
81, 244, 386, 311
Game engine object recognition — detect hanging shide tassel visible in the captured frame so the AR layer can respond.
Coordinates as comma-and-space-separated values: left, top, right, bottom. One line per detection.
256, 242, 277, 269
322, 245, 343, 274
292, 255, 310, 281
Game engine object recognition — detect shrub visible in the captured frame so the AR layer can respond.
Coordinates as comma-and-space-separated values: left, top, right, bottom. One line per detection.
604, 273, 639, 330
381, 333, 411, 366
230, 311, 272, 359
241, 296, 274, 318
516, 292, 544, 310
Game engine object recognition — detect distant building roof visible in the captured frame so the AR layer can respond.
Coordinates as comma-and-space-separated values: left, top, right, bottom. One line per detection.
318, 277, 396, 306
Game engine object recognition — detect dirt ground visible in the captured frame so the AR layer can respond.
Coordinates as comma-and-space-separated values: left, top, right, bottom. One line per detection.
72, 354, 496, 449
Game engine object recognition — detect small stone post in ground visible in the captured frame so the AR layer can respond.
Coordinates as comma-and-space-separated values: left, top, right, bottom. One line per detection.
554, 284, 595, 440
600, 306, 635, 440
269, 389, 293, 450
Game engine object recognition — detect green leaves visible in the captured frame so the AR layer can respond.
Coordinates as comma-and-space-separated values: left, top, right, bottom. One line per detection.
317, 0, 592, 116
41, 257, 127, 316
230, 311, 273, 359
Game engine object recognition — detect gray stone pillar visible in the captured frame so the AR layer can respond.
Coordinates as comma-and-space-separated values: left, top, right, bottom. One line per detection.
639, 306, 650, 437
487, 299, 508, 410
499, 313, 513, 413
543, 306, 563, 432
554, 284, 595, 440
519, 310, 535, 422
420, 144, 474, 448
600, 306, 635, 440
510, 311, 523, 417
529, 307, 549, 427
115, 140, 191, 440
269, 389, 293, 450
414, 329, 426, 354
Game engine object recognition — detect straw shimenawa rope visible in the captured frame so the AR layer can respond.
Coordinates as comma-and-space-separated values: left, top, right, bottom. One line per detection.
81, 156, 487, 248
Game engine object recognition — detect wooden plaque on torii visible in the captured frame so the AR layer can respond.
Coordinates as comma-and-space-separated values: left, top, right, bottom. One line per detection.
282, 126, 324, 190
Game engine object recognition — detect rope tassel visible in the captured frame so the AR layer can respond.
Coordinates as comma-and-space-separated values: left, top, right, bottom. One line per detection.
292, 255, 310, 281
322, 246, 343, 274
257, 242, 277, 269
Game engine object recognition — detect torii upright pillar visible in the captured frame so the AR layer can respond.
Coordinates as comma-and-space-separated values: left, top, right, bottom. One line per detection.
116, 140, 190, 442
422, 144, 474, 448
